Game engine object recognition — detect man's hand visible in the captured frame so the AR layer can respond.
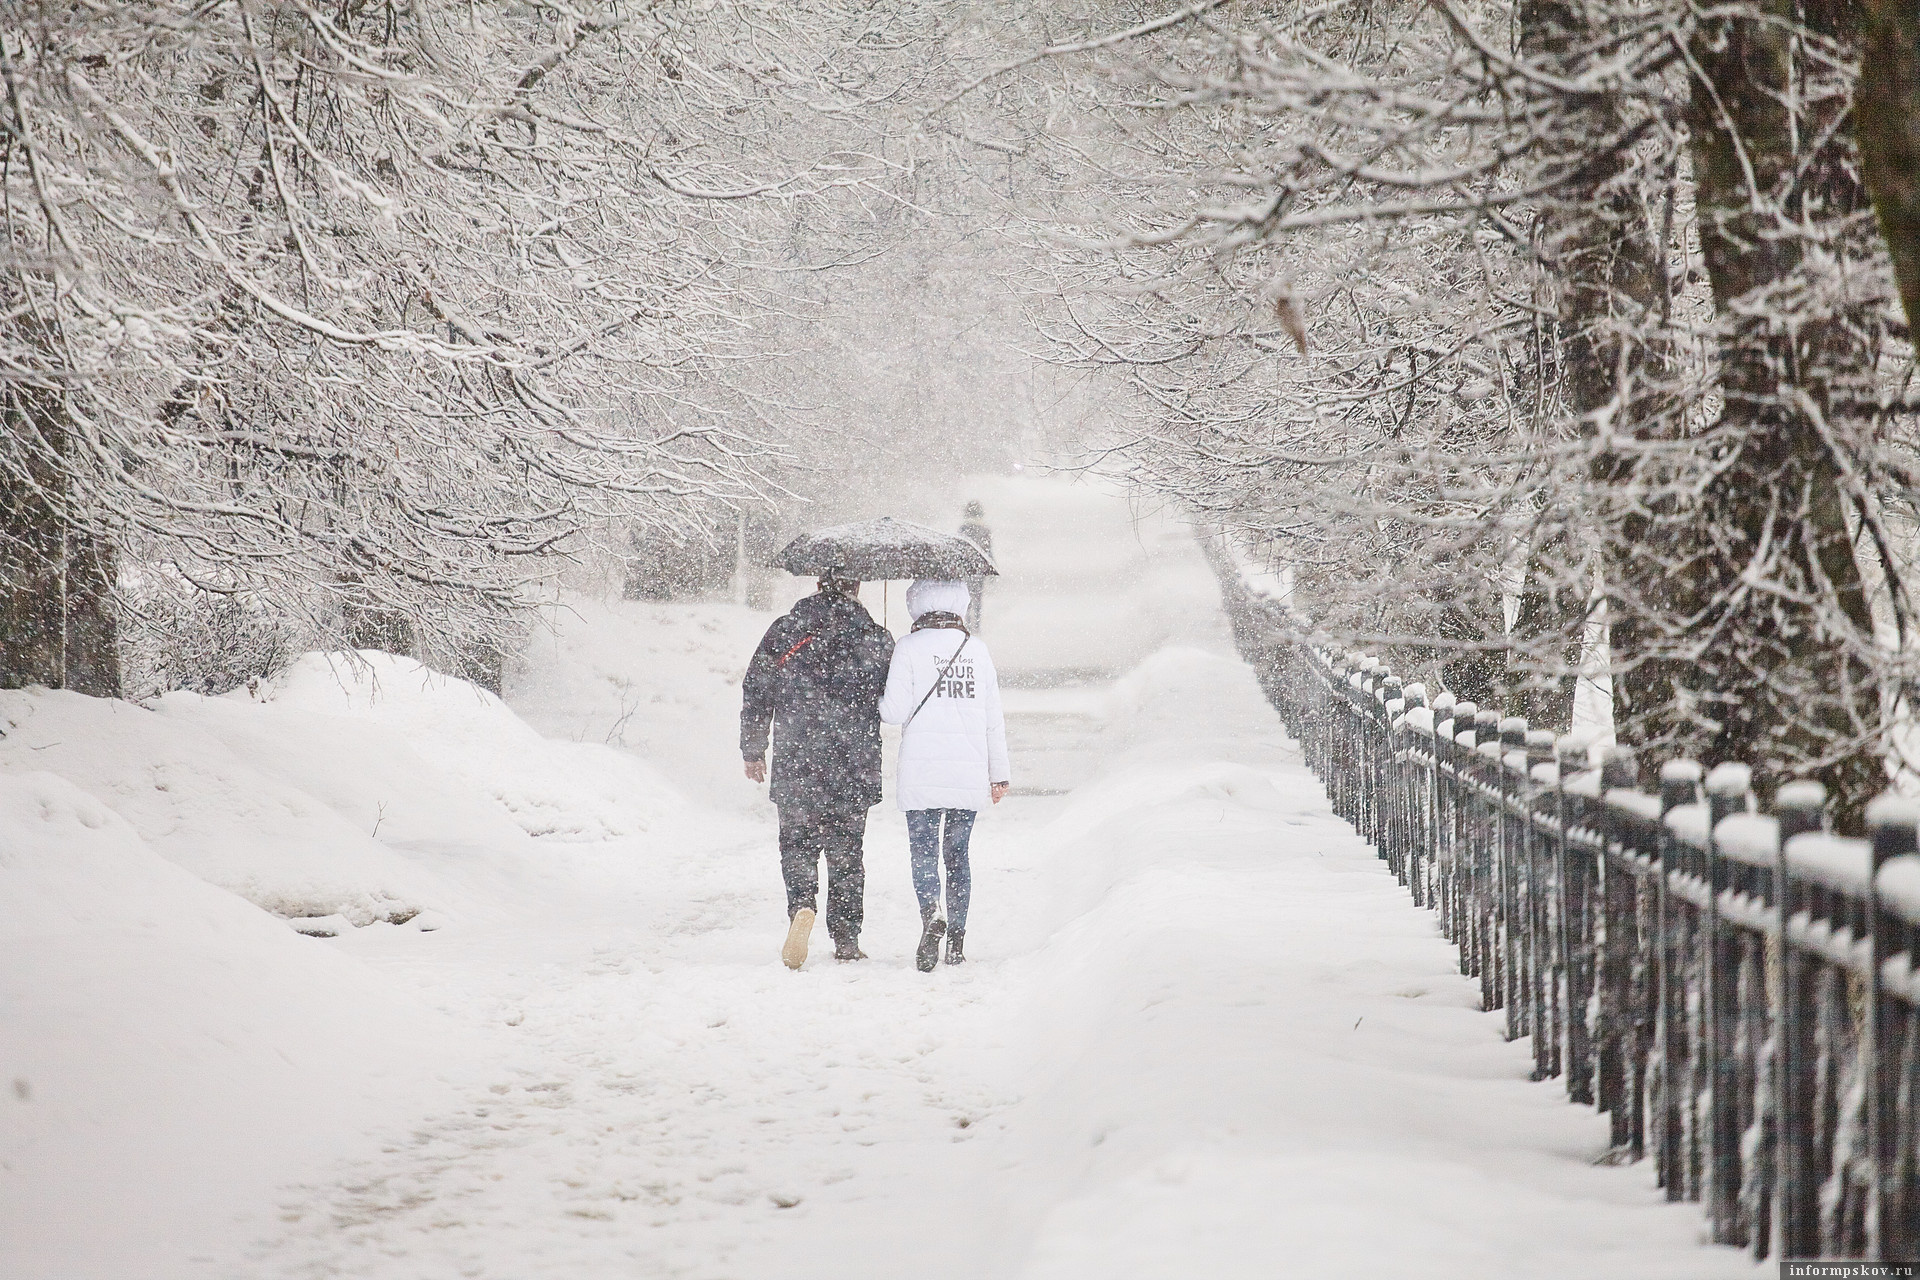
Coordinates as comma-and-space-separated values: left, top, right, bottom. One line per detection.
991, 782, 1010, 804
744, 758, 767, 783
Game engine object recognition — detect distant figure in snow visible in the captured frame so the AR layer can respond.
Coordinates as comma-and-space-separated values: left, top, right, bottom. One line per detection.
879, 580, 1010, 971
741, 571, 894, 968
958, 501, 992, 633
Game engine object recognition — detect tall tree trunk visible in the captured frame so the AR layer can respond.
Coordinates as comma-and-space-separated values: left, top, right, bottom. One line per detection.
1856, 0, 1920, 333
0, 377, 121, 697
1515, 0, 1679, 742
1677, 0, 1883, 828
1419, 588, 1505, 709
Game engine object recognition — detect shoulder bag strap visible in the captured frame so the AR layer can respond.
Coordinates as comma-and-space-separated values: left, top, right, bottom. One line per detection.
774, 635, 815, 668
904, 635, 970, 727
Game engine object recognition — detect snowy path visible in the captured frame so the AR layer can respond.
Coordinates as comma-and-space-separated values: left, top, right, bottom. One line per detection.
224, 480, 1750, 1279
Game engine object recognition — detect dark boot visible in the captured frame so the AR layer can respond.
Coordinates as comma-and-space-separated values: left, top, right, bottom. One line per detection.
944, 929, 965, 966
833, 936, 867, 962
915, 911, 946, 973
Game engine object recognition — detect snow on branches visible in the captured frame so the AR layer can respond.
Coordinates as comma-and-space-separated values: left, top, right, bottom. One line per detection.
1005, 0, 1919, 821
1, 0, 929, 684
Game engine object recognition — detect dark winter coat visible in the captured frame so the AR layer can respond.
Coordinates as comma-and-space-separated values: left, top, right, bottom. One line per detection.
740, 589, 894, 812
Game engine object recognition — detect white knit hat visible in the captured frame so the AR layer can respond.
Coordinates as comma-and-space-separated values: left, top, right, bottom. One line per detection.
905, 579, 970, 621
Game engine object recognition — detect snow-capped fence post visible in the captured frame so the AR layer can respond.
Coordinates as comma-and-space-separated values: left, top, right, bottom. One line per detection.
1400, 683, 1432, 905
1384, 679, 1407, 881
1594, 750, 1656, 1157
1472, 707, 1501, 1008
1299, 646, 1315, 763
1447, 700, 1479, 968
1558, 735, 1600, 1106
1337, 657, 1356, 823
1344, 656, 1367, 830
1773, 780, 1826, 1262
1318, 654, 1336, 791
1527, 728, 1560, 1082
1436, 701, 1460, 953
1702, 763, 1753, 1243
1359, 658, 1381, 844
1878, 872, 1920, 1266
1352, 658, 1370, 830
1499, 716, 1530, 1041
1708, 771, 1790, 1259
1316, 648, 1336, 778
1297, 646, 1318, 771
1465, 709, 1487, 987
1793, 828, 1873, 1255
1320, 660, 1336, 790
1653, 760, 1702, 1192
1356, 659, 1375, 835
1356, 659, 1375, 840
1863, 797, 1918, 1264
1348, 661, 1366, 826
1461, 707, 1488, 996
1403, 695, 1419, 890
1436, 694, 1459, 924
1328, 655, 1351, 820
1400, 683, 1420, 890
1370, 666, 1394, 855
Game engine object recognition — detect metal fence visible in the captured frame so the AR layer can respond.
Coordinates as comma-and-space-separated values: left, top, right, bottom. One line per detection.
1217, 583, 1920, 1268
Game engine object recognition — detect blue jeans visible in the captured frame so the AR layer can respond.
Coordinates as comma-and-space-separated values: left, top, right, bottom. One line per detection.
906, 808, 976, 932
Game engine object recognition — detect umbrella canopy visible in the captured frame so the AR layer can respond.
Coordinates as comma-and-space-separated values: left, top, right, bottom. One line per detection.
773, 517, 998, 581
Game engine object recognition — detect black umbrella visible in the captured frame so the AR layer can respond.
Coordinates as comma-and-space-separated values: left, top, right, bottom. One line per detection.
773, 517, 998, 580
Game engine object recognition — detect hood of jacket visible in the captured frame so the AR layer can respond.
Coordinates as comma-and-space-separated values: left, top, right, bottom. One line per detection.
906, 579, 969, 621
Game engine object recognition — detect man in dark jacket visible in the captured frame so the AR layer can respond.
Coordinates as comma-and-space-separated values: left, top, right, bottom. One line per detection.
741, 572, 894, 967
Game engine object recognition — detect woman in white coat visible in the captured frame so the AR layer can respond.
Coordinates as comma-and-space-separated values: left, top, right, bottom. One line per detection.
878, 579, 1010, 971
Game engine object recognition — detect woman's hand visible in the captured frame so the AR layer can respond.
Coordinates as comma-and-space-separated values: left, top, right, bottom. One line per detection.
991, 782, 1009, 804
744, 758, 767, 783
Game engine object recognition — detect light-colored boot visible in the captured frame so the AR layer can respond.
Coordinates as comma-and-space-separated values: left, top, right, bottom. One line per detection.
782, 908, 816, 970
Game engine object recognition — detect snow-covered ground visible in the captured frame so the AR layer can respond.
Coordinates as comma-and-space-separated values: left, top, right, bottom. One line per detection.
3, 477, 1754, 1278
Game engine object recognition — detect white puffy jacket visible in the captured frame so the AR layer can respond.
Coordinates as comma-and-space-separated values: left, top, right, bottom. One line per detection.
879, 624, 1010, 812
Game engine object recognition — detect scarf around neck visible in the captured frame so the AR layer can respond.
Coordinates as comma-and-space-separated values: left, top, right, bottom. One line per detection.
910, 610, 968, 634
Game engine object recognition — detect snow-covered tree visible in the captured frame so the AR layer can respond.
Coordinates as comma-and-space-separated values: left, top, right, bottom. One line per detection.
1, 0, 941, 691
999, 0, 1919, 822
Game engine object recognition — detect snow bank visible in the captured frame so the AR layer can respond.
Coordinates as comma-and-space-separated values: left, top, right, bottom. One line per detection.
0, 772, 462, 1280
1101, 645, 1262, 754
1, 650, 715, 1279
155, 685, 531, 856
0, 649, 689, 929
954, 641, 1751, 1280
255, 650, 693, 841
0, 688, 433, 925
512, 596, 784, 812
